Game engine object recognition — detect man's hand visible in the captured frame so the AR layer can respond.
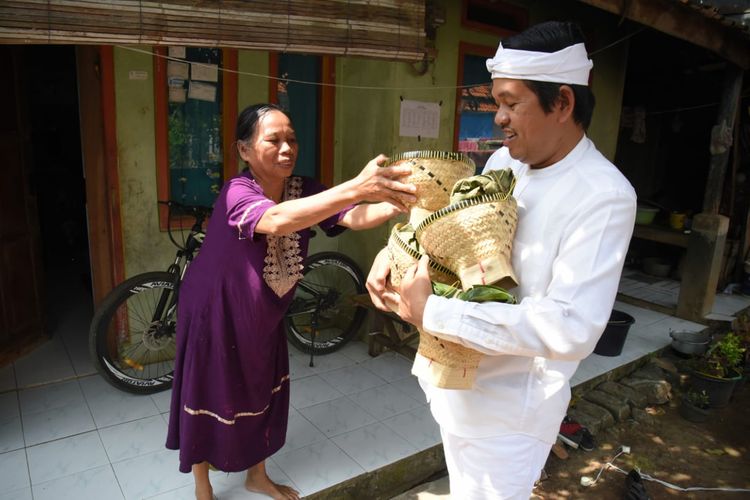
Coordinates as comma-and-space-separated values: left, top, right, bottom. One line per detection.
383, 255, 432, 330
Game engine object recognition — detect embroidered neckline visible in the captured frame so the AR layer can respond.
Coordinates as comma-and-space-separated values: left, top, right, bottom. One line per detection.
263, 176, 304, 297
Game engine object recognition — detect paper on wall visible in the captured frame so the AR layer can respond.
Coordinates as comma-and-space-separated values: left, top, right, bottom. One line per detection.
399, 99, 440, 138
188, 81, 216, 102
169, 46, 186, 59
191, 62, 219, 82
167, 61, 189, 81
169, 87, 187, 103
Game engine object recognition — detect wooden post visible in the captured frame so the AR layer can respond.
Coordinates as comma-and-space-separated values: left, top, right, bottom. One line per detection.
676, 64, 743, 321
702, 64, 743, 215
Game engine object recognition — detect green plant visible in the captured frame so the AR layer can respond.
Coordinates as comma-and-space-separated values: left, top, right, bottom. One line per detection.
694, 332, 745, 379
683, 389, 710, 409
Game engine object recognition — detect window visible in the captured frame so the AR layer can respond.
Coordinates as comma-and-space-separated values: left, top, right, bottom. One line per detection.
269, 53, 335, 186
454, 43, 503, 173
155, 47, 237, 229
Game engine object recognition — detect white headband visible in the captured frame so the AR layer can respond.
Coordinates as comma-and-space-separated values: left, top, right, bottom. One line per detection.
486, 42, 593, 86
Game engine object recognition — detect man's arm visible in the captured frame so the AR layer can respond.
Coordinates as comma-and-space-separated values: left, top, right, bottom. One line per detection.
393, 190, 636, 361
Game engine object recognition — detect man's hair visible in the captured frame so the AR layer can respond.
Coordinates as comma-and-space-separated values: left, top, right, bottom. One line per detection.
502, 21, 595, 129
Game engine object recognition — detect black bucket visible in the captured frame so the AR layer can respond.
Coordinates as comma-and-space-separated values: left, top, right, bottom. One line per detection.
594, 310, 635, 356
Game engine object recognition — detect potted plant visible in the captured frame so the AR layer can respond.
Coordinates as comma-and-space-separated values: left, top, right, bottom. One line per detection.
689, 332, 745, 408
679, 389, 711, 423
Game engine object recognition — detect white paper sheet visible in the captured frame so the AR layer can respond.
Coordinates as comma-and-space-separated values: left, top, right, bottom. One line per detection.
399, 99, 440, 138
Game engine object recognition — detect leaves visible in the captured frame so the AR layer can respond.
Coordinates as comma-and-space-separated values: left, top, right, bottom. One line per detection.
432, 282, 516, 304
449, 169, 516, 203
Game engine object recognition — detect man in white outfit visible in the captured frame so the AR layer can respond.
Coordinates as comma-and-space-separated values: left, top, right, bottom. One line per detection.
367, 21, 637, 499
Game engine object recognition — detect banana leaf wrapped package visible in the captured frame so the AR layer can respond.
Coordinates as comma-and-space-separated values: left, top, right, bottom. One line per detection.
415, 169, 519, 290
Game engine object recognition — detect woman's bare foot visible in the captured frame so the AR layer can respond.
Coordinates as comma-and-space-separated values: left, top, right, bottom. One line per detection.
192, 462, 214, 500
195, 486, 214, 500
246, 461, 300, 499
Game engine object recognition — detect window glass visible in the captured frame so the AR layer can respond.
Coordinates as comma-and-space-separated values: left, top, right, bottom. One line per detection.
457, 52, 502, 173
167, 48, 223, 206
278, 53, 320, 179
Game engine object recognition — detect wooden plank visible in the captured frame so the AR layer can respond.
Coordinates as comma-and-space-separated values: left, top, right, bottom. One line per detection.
576, 0, 750, 69
702, 64, 743, 214
77, 46, 115, 305
632, 224, 690, 248
0, 0, 426, 61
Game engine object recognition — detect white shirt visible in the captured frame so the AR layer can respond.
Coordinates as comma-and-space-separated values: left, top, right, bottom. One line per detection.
420, 136, 637, 444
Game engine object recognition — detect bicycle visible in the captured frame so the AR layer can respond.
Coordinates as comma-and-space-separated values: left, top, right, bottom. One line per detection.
89, 200, 367, 394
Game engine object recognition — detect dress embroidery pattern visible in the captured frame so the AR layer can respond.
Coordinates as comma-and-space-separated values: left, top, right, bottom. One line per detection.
183, 375, 290, 425
263, 176, 304, 297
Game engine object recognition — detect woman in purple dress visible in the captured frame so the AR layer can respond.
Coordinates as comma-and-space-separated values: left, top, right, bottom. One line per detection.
166, 103, 415, 500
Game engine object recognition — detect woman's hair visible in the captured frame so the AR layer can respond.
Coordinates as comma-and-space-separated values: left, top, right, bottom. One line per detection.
235, 103, 291, 143
502, 21, 595, 129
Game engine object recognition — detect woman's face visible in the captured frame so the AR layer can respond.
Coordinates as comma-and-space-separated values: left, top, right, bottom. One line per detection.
239, 110, 298, 180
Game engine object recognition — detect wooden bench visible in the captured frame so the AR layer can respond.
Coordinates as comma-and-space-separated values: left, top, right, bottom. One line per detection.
351, 293, 418, 359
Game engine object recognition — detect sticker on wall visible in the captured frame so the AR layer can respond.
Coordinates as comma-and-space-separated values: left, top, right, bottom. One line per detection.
188, 81, 216, 102
191, 63, 219, 83
169, 46, 186, 59
128, 70, 148, 81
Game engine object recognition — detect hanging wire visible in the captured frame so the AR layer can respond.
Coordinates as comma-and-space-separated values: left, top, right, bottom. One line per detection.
116, 45, 487, 91
114, 21, 645, 93
588, 26, 647, 57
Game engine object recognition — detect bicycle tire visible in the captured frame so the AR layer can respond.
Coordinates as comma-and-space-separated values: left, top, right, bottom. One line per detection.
285, 252, 367, 354
89, 271, 178, 394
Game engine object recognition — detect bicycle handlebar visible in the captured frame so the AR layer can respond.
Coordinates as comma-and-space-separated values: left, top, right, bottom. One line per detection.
158, 200, 213, 220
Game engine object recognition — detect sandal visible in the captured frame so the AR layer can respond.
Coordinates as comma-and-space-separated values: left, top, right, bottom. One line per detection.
623, 468, 651, 500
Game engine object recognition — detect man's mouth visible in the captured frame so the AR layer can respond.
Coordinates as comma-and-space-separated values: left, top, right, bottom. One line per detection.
502, 131, 516, 144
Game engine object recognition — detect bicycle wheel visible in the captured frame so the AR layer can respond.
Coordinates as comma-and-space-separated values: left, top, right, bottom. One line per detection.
285, 252, 367, 354
89, 272, 178, 394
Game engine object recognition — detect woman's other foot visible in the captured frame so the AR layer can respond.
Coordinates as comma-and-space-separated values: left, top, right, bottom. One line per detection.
246, 462, 300, 499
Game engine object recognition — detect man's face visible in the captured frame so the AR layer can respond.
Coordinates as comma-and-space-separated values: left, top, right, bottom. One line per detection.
491, 78, 564, 169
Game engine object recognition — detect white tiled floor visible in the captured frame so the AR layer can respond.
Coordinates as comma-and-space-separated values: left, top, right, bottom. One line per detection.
2, 272, 749, 500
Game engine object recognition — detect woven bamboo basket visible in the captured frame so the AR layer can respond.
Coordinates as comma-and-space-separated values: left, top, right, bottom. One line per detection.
385, 151, 476, 211
386, 223, 458, 288
411, 333, 484, 390
415, 192, 519, 291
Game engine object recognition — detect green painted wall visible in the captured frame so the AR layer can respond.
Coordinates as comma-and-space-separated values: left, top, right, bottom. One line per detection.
113, 0, 629, 280
114, 46, 174, 278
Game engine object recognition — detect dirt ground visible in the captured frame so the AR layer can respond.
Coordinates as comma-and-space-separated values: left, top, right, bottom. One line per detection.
532, 372, 750, 499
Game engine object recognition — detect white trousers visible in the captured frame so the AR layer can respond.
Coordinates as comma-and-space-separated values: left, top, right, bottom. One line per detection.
441, 429, 551, 500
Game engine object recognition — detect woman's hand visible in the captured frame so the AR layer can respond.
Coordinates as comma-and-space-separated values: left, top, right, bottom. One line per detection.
382, 255, 432, 330
352, 154, 416, 211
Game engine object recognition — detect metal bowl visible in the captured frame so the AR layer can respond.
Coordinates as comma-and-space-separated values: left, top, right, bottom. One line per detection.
670, 330, 712, 356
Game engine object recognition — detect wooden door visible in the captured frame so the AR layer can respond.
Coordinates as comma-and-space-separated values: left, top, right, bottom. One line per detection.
0, 46, 47, 364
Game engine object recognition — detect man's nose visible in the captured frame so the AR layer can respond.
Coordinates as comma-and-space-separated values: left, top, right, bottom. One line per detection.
494, 108, 509, 127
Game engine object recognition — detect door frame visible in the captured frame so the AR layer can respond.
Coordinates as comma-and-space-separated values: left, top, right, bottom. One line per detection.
77, 46, 124, 306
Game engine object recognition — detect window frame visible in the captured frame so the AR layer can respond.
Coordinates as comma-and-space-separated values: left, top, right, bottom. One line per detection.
154, 47, 238, 230
453, 42, 500, 161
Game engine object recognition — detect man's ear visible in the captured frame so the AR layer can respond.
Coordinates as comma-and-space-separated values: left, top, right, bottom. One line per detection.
557, 85, 576, 123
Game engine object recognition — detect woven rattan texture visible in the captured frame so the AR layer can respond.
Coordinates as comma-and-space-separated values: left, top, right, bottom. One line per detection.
387, 152, 475, 211
416, 197, 518, 288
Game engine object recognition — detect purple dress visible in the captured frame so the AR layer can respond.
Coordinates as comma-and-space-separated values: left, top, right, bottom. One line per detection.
166, 172, 348, 473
